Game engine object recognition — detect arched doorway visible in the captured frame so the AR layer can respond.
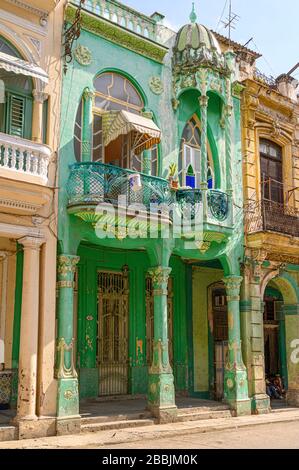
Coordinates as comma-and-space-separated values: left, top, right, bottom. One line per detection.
263, 283, 283, 381
261, 272, 299, 404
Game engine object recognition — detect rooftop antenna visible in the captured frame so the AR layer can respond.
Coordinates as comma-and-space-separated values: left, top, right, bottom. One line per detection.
221, 0, 240, 45
286, 62, 299, 77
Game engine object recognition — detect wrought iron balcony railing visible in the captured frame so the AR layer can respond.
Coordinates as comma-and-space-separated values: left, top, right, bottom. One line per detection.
67, 163, 231, 228
67, 162, 174, 209
176, 188, 230, 222
245, 199, 299, 237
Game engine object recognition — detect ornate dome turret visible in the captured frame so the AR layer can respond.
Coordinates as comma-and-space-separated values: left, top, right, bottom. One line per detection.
173, 3, 225, 72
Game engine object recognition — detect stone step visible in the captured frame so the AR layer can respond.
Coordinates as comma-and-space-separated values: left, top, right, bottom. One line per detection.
271, 407, 299, 414
81, 411, 151, 425
0, 425, 17, 442
178, 404, 230, 415
177, 410, 232, 422
81, 418, 154, 433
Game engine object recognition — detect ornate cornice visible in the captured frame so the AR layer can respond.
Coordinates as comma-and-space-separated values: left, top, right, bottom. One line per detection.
65, 5, 168, 64
4, 0, 49, 23
0, 198, 42, 214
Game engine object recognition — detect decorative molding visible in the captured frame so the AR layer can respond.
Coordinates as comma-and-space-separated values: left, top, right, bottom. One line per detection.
55, 337, 77, 379
33, 90, 49, 103
149, 76, 164, 95
0, 198, 42, 214
0, 8, 47, 37
74, 44, 92, 66
25, 35, 42, 56
18, 235, 44, 249
4, 0, 49, 24
65, 5, 168, 64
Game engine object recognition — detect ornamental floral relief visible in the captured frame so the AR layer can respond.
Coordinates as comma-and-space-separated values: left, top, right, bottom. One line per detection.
149, 76, 164, 95
74, 44, 92, 66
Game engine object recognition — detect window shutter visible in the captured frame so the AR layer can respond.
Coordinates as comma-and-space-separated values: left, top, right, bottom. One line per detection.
7, 93, 25, 138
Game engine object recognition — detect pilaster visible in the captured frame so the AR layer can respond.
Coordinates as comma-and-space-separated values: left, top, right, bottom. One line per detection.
56, 255, 80, 433
147, 266, 177, 423
223, 276, 251, 416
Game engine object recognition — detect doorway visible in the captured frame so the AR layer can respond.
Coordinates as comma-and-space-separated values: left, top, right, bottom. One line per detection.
97, 268, 129, 396
211, 284, 228, 401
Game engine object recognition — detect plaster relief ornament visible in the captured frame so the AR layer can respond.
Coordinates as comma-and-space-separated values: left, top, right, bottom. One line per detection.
74, 44, 92, 66
149, 76, 164, 95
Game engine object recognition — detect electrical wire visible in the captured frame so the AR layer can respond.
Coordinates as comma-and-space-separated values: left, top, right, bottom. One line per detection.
216, 0, 229, 32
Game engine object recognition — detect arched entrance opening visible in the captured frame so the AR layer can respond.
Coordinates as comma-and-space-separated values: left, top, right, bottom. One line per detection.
263, 283, 284, 382
262, 273, 299, 403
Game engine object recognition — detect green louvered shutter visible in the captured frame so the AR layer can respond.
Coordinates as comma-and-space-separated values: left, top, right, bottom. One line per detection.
7, 93, 26, 138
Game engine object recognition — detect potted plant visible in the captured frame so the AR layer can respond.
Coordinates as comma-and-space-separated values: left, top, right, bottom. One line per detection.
168, 163, 179, 190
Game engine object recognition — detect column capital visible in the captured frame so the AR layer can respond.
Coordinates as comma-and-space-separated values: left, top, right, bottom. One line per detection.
148, 266, 171, 288
18, 236, 44, 250
223, 275, 243, 299
199, 94, 209, 107
33, 90, 49, 104
57, 255, 80, 278
83, 87, 95, 101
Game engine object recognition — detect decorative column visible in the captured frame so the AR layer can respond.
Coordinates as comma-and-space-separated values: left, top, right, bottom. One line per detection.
199, 95, 209, 220
147, 267, 177, 423
199, 95, 209, 189
32, 90, 48, 143
243, 255, 270, 414
142, 149, 151, 175
224, 102, 233, 193
82, 87, 94, 162
223, 276, 251, 416
142, 110, 154, 175
16, 236, 44, 422
56, 255, 80, 430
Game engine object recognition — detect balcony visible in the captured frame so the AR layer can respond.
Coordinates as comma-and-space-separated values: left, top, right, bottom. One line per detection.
67, 163, 232, 238
246, 199, 299, 238
73, 0, 158, 41
0, 133, 52, 186
175, 188, 232, 225
67, 162, 174, 228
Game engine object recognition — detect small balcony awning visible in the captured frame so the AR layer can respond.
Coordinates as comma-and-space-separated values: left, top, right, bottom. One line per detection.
0, 52, 48, 84
103, 110, 161, 155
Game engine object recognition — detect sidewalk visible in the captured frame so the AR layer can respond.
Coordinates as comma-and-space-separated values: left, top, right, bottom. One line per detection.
1, 408, 299, 449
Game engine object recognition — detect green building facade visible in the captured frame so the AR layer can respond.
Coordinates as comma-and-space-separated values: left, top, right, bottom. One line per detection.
57, 0, 251, 423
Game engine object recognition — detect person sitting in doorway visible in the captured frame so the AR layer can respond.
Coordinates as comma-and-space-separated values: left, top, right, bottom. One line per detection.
266, 376, 283, 399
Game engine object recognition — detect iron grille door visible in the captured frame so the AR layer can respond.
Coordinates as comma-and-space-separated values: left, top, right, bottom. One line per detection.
97, 269, 129, 396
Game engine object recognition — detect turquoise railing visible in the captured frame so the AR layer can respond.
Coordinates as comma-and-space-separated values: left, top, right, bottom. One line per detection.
67, 162, 174, 209
176, 188, 230, 222
72, 0, 158, 41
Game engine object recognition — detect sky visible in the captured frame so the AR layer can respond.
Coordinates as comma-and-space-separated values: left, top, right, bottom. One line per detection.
120, 0, 298, 78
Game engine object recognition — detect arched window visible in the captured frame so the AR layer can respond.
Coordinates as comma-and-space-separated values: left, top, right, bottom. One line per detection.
260, 139, 283, 203
0, 36, 33, 139
179, 115, 214, 189
74, 72, 161, 174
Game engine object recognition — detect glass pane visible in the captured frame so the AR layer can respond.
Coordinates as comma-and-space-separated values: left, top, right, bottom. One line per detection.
0, 38, 19, 58
124, 79, 143, 107
94, 73, 113, 95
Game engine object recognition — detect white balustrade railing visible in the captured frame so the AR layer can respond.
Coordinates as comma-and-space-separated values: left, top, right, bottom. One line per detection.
0, 132, 52, 184
73, 0, 157, 41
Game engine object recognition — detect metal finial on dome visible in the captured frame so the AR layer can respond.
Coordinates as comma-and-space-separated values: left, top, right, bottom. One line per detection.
189, 2, 197, 24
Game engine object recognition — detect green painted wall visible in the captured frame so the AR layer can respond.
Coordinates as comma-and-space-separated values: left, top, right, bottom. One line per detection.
192, 267, 223, 393
76, 244, 188, 398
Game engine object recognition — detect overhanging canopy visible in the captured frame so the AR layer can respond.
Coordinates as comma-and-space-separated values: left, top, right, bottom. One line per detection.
0, 51, 48, 84
103, 110, 161, 155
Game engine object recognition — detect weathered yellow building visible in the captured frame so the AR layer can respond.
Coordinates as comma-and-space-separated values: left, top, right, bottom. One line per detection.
241, 66, 299, 413
0, 0, 64, 439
